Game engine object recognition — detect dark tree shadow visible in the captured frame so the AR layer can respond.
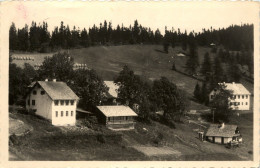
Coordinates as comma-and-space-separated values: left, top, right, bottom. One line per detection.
154, 49, 167, 54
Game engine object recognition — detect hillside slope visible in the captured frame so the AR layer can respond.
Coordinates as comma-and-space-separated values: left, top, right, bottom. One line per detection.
71, 45, 210, 93
11, 44, 253, 110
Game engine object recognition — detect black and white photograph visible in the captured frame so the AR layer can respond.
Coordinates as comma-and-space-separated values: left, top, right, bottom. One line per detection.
0, 1, 259, 166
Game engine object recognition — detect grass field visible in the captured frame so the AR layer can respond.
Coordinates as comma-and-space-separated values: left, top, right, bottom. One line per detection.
11, 44, 253, 111
9, 107, 253, 161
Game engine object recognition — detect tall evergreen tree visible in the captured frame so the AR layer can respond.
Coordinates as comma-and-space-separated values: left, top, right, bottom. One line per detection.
193, 83, 201, 101
200, 82, 208, 104
9, 22, 18, 50
185, 33, 199, 75
200, 52, 211, 76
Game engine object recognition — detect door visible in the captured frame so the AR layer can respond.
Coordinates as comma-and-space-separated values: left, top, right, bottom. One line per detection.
213, 137, 215, 143
221, 137, 224, 144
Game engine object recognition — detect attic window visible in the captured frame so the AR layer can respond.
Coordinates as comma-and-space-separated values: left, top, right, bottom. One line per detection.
54, 100, 59, 106
33, 90, 37, 95
60, 100, 64, 106
70, 100, 74, 105
65, 100, 69, 105
41, 91, 45, 95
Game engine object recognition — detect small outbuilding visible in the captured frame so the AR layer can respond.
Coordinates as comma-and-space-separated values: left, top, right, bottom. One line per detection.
205, 123, 241, 144
96, 105, 138, 130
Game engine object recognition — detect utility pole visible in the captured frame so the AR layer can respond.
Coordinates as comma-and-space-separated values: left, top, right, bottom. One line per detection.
212, 108, 216, 123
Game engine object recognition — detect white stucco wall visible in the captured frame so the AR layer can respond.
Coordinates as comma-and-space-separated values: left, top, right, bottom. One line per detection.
215, 137, 222, 143
52, 100, 77, 126
229, 94, 250, 110
209, 91, 250, 111
26, 84, 77, 126
208, 137, 213, 141
26, 85, 52, 120
224, 137, 232, 144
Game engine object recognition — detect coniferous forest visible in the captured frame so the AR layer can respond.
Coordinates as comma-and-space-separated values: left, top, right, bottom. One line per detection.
9, 20, 253, 52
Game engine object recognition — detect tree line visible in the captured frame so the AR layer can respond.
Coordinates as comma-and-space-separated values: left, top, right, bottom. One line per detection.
9, 20, 253, 52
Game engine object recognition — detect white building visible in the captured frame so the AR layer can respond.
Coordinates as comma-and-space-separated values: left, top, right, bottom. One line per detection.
209, 82, 251, 110
103, 81, 120, 105
26, 79, 79, 126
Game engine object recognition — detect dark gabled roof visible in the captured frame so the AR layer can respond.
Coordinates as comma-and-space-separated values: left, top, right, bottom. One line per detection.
30, 81, 79, 100
205, 124, 239, 137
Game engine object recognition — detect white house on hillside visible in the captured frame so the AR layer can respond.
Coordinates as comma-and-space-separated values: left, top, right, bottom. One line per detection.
104, 81, 120, 105
209, 82, 251, 110
26, 79, 79, 126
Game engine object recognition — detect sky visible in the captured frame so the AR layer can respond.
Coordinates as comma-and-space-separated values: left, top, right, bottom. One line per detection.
1, 1, 258, 34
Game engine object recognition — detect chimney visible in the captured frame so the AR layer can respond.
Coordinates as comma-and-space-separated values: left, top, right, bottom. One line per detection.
53, 79, 56, 82
45, 79, 48, 82
221, 123, 225, 129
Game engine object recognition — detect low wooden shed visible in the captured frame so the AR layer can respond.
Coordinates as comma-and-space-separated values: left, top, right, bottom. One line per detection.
205, 123, 241, 144
96, 105, 138, 130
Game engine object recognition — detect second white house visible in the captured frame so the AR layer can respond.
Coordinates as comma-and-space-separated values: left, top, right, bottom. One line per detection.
209, 82, 251, 110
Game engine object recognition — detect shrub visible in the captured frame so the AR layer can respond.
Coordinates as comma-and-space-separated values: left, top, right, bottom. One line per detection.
97, 134, 106, 144
9, 134, 19, 146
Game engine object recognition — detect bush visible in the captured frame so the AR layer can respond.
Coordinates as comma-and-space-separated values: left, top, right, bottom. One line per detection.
97, 134, 106, 143
153, 133, 164, 146
9, 134, 19, 146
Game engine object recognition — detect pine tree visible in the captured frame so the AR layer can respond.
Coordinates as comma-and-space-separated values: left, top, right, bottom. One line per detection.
201, 82, 208, 104
9, 23, 18, 50
201, 52, 211, 76
193, 83, 201, 101
214, 57, 225, 83
185, 33, 199, 75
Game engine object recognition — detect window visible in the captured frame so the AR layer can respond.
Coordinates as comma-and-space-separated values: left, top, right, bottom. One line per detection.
242, 95, 244, 99
60, 100, 64, 106
54, 100, 59, 106
66, 111, 68, 116
41, 91, 45, 95
32, 100, 35, 106
230, 102, 233, 105
210, 95, 214, 99
237, 102, 240, 105
71, 111, 73, 116
61, 111, 63, 117
238, 95, 240, 99
33, 90, 37, 95
65, 100, 69, 106
56, 111, 58, 117
27, 99, 30, 105
126, 116, 128, 120
246, 102, 248, 105
233, 95, 236, 99
246, 95, 248, 99
70, 100, 74, 105
108, 117, 110, 121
